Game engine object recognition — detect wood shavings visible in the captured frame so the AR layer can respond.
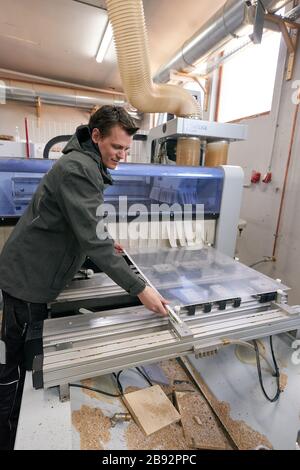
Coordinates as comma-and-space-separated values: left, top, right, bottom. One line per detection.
208, 400, 272, 450
80, 378, 103, 401
125, 420, 192, 450
72, 359, 273, 450
72, 405, 111, 450
180, 358, 273, 450
175, 392, 232, 450
193, 416, 202, 425
160, 359, 192, 383
79, 378, 118, 404
158, 359, 197, 396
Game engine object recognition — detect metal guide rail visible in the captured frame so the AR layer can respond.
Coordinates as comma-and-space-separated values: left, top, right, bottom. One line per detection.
32, 299, 300, 389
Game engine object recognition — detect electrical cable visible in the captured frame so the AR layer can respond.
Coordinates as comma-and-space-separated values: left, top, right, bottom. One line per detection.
135, 367, 153, 386
69, 383, 121, 397
223, 338, 275, 373
113, 370, 124, 395
249, 257, 274, 268
223, 337, 281, 402
253, 336, 281, 402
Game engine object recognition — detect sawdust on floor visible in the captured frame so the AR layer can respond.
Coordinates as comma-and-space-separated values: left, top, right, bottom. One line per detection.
125, 420, 193, 450
175, 392, 232, 450
72, 405, 111, 450
160, 358, 273, 450
209, 400, 272, 450
180, 362, 273, 450
72, 358, 274, 450
159, 359, 197, 397
79, 378, 120, 404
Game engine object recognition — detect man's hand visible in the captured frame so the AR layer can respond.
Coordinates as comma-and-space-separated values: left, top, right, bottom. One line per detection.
137, 286, 169, 316
114, 242, 124, 254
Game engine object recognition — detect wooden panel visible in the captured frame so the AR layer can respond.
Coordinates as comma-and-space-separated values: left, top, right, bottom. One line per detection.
175, 391, 232, 450
123, 385, 180, 436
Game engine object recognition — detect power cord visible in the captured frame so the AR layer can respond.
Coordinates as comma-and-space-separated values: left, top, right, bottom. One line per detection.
113, 370, 124, 395
135, 367, 153, 386
70, 370, 125, 397
69, 383, 121, 397
223, 336, 281, 402
253, 336, 281, 402
249, 256, 275, 268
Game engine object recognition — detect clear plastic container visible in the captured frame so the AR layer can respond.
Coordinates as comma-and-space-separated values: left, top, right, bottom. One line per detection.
205, 140, 229, 167
176, 137, 201, 166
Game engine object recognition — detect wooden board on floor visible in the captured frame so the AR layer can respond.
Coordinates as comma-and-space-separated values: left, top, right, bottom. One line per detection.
174, 391, 232, 450
123, 385, 180, 436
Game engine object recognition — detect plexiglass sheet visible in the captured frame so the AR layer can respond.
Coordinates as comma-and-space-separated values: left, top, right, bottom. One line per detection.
126, 247, 288, 307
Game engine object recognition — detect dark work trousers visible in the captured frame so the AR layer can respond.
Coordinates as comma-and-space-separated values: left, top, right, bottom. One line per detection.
0, 291, 48, 450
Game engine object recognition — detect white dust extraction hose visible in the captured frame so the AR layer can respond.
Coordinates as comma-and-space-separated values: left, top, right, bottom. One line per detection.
106, 0, 201, 118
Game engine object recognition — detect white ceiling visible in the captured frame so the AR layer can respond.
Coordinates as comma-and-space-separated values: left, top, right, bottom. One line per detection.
0, 0, 225, 91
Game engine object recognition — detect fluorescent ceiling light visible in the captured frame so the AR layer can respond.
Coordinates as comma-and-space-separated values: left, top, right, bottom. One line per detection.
96, 21, 113, 63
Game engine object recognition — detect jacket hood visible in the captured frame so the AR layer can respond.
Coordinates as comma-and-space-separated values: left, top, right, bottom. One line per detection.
62, 125, 113, 185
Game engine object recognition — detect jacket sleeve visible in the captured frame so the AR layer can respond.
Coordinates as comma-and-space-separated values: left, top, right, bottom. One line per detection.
55, 162, 146, 297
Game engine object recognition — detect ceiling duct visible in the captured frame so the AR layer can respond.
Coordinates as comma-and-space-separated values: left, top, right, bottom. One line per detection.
0, 77, 142, 120
267, 0, 294, 13
154, 0, 290, 84
1, 79, 124, 108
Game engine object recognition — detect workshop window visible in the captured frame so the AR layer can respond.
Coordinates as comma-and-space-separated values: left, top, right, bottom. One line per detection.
217, 31, 282, 123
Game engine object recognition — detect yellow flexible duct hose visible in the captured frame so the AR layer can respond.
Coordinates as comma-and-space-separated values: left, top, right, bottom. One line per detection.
106, 0, 201, 118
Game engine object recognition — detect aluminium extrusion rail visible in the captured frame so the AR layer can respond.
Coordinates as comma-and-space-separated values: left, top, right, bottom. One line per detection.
33, 300, 300, 389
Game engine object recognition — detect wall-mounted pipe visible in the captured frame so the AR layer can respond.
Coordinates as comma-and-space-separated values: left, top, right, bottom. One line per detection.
272, 101, 299, 258
1, 79, 125, 109
106, 0, 200, 118
267, 0, 294, 13
153, 0, 289, 84
0, 67, 124, 97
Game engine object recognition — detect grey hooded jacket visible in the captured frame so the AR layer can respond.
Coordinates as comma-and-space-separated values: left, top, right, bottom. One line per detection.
0, 125, 146, 303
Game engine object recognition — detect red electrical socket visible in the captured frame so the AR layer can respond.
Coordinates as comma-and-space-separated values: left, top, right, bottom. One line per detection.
251, 170, 261, 184
262, 172, 272, 183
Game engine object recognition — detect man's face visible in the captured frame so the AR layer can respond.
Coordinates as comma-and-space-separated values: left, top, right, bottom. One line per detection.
91, 125, 131, 169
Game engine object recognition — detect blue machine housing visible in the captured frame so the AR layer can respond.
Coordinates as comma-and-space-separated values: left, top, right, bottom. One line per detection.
0, 158, 224, 224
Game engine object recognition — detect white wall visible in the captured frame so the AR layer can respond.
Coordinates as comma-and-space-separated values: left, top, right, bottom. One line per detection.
0, 101, 90, 142
228, 36, 300, 304
0, 100, 148, 160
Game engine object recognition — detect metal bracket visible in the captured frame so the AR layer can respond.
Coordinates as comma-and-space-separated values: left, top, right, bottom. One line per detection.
272, 302, 300, 316
252, 1, 265, 44
167, 305, 194, 339
263, 12, 300, 81
59, 384, 70, 402
193, 344, 219, 359
55, 342, 73, 351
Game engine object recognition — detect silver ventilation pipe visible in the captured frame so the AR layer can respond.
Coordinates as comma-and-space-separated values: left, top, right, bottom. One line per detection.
0, 77, 142, 120
2, 83, 124, 108
153, 0, 290, 84
0, 68, 124, 97
0, 68, 142, 120
267, 0, 294, 13
283, 4, 300, 21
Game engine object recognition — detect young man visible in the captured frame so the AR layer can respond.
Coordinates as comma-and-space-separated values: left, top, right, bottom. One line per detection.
0, 105, 168, 449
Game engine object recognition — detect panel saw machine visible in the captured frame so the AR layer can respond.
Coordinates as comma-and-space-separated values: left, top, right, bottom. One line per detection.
0, 118, 299, 396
